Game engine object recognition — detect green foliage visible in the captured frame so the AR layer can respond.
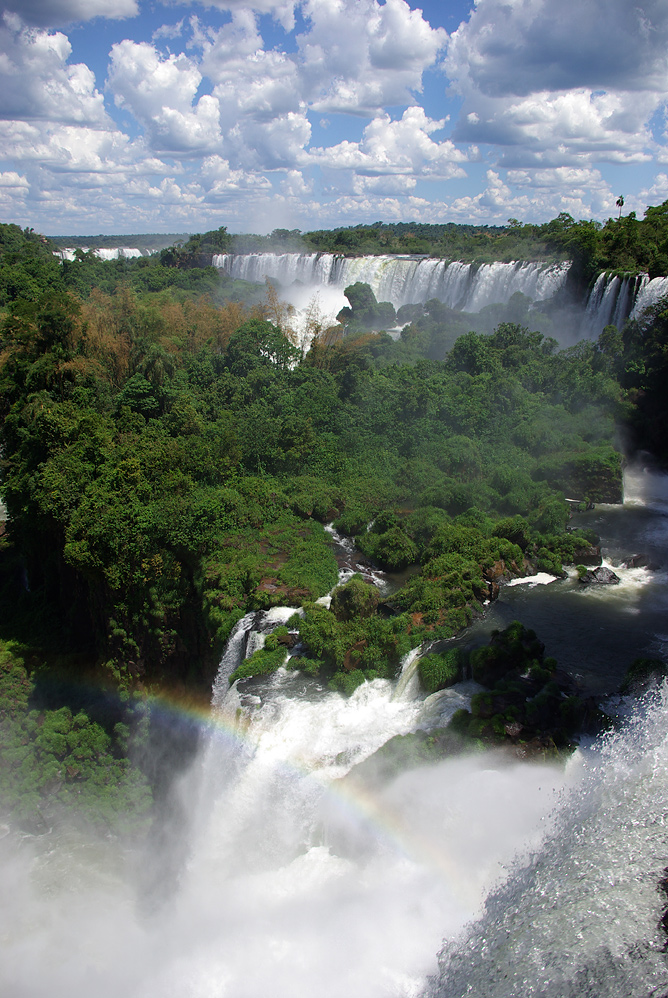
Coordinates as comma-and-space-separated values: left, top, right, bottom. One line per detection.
330, 575, 381, 620
0, 217, 627, 700
329, 669, 367, 695
0, 641, 152, 831
229, 645, 289, 684
447, 622, 593, 750
418, 647, 463, 693
337, 282, 396, 331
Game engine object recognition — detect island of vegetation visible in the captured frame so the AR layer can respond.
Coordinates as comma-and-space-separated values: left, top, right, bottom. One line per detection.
1, 203, 667, 832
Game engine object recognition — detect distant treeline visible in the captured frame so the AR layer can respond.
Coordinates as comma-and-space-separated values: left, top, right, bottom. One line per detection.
48, 233, 190, 252
34, 198, 668, 285
236, 202, 668, 279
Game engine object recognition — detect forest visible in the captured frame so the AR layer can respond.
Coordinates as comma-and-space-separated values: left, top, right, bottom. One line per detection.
0, 206, 667, 832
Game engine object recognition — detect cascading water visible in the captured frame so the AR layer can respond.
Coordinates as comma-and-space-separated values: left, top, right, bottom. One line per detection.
582, 271, 668, 337
55, 246, 144, 261
426, 685, 668, 998
2, 465, 668, 998
213, 252, 570, 345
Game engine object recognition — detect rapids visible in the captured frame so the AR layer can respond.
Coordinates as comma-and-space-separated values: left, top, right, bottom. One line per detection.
1, 465, 668, 997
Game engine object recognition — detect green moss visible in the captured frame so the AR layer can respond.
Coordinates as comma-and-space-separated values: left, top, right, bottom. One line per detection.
229, 645, 289, 684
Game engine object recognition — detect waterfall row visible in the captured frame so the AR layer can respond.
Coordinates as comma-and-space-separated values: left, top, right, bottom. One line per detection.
582, 271, 668, 337
212, 252, 570, 312
55, 246, 145, 261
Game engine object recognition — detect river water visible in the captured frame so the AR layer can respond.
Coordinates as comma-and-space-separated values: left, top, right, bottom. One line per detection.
1, 464, 667, 997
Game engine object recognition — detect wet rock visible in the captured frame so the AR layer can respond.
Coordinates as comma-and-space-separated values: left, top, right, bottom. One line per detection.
571, 544, 602, 566
579, 566, 621, 586
623, 553, 660, 570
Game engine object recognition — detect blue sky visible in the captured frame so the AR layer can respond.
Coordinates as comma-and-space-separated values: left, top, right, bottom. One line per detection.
0, 0, 667, 235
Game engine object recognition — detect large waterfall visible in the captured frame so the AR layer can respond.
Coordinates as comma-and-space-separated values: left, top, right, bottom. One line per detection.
214, 252, 668, 346
2, 466, 668, 997
55, 246, 145, 261
212, 252, 570, 312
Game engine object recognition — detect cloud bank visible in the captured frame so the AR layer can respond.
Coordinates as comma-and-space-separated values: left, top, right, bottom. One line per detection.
0, 0, 666, 232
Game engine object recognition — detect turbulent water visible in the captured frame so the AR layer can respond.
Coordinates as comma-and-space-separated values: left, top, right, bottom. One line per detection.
2, 465, 668, 997
213, 252, 571, 346
212, 253, 570, 313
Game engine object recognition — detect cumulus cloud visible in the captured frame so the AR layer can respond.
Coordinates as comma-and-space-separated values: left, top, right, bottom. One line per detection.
444, 168, 616, 224
446, 0, 668, 98
298, 0, 447, 114
0, 16, 107, 124
506, 167, 608, 191
636, 173, 668, 208
107, 40, 222, 153
0, 170, 28, 187
455, 89, 656, 168
197, 14, 302, 126
312, 107, 470, 180
445, 0, 668, 175
0, 119, 158, 175
2, 0, 138, 29
191, 0, 297, 32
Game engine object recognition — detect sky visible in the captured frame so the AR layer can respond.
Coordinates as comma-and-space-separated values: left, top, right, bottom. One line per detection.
0, 0, 667, 235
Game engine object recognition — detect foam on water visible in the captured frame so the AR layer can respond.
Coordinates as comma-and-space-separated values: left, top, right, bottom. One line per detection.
427, 686, 668, 998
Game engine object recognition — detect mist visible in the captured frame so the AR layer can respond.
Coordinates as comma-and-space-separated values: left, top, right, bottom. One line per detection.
0, 675, 576, 998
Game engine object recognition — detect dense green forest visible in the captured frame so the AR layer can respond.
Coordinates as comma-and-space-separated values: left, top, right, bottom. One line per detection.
1, 208, 667, 832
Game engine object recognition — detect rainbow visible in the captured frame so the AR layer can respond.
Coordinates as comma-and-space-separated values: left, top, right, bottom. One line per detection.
141, 685, 485, 908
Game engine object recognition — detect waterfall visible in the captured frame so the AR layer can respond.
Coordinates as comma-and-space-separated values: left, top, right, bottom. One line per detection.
4, 470, 668, 997
392, 646, 426, 702
582, 271, 668, 337
426, 686, 668, 998
210, 611, 257, 707
213, 253, 570, 312
631, 274, 668, 319
55, 247, 144, 261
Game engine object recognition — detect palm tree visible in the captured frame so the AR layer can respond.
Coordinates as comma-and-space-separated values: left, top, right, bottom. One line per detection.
616, 195, 625, 220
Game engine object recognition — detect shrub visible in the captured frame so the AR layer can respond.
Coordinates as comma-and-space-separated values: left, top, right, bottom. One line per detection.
418, 647, 463, 693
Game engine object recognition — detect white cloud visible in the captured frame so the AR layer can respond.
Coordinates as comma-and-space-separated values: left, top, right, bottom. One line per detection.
0, 119, 149, 173
506, 167, 607, 190
107, 39, 222, 153
200, 154, 272, 199
279, 169, 313, 198
444, 0, 668, 173
298, 0, 447, 114
312, 107, 470, 181
452, 86, 658, 169
446, 0, 668, 98
192, 0, 297, 32
152, 19, 185, 41
0, 170, 28, 191
636, 173, 668, 209
2, 0, 137, 28
0, 16, 107, 124
444, 169, 615, 224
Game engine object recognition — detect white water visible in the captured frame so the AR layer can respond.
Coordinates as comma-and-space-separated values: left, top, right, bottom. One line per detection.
582, 271, 668, 337
3, 472, 668, 997
428, 685, 668, 997
214, 252, 570, 346
55, 246, 145, 261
